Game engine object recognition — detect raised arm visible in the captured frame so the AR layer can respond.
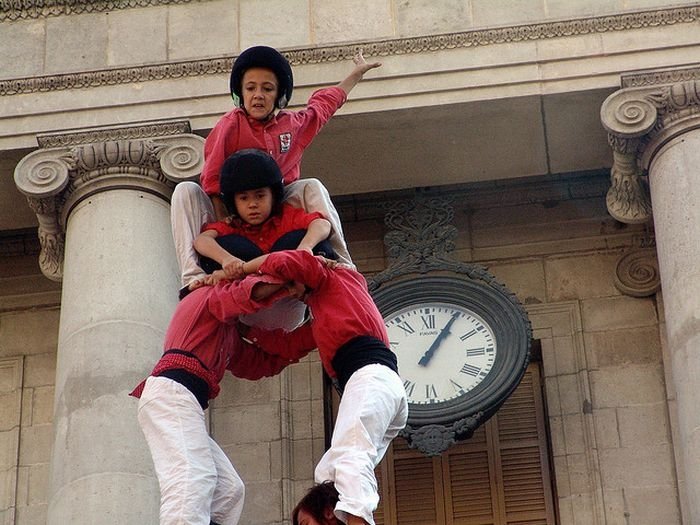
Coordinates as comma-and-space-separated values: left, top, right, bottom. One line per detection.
336, 51, 381, 95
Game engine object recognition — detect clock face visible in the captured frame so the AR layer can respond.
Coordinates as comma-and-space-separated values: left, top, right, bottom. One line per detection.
371, 274, 531, 431
385, 302, 497, 405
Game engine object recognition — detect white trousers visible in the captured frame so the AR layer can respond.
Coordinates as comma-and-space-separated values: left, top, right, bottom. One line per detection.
137, 376, 245, 525
315, 364, 408, 525
170, 178, 353, 288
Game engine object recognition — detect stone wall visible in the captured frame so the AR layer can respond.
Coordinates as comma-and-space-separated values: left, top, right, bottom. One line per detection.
0, 170, 680, 524
3, 0, 700, 79
0, 241, 60, 524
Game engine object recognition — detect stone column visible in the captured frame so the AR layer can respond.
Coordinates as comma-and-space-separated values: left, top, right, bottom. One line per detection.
13, 121, 204, 524
601, 66, 700, 523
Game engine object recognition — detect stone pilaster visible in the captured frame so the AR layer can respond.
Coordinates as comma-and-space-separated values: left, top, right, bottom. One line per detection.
13, 121, 204, 525
601, 66, 700, 523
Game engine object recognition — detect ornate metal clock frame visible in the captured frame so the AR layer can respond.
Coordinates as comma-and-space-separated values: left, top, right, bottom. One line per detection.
368, 195, 532, 456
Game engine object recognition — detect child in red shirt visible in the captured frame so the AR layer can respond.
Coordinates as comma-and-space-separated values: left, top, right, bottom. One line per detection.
192, 148, 334, 330
131, 273, 314, 525
238, 250, 408, 525
193, 148, 333, 281
172, 46, 380, 295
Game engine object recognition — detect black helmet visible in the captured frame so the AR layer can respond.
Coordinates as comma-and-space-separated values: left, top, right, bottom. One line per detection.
230, 46, 294, 109
219, 149, 284, 214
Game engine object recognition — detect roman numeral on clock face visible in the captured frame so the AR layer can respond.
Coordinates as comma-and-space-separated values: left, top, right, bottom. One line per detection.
397, 321, 415, 335
421, 314, 436, 329
460, 363, 481, 377
403, 380, 416, 397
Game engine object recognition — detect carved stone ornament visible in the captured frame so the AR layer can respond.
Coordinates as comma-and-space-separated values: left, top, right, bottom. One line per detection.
400, 412, 483, 456
0, 0, 196, 21
14, 121, 204, 281
601, 72, 700, 225
614, 247, 660, 298
3, 6, 700, 95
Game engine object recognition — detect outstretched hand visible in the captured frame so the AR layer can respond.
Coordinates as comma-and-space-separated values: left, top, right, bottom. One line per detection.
353, 50, 381, 75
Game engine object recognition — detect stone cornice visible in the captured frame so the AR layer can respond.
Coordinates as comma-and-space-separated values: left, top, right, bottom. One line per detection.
0, 0, 196, 22
601, 67, 700, 224
622, 65, 700, 88
36, 120, 192, 148
13, 120, 204, 281
2, 5, 699, 96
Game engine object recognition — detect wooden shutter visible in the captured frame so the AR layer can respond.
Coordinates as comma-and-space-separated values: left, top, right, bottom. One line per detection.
373, 362, 556, 525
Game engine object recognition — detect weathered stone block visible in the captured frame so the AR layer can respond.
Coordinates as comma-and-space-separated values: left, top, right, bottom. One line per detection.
599, 443, 676, 488
557, 373, 582, 415
292, 438, 314, 478
562, 413, 586, 454
224, 441, 272, 482
25, 462, 48, 506
29, 386, 54, 426
593, 408, 620, 449
168, 0, 237, 60
396, 0, 472, 36
545, 253, 619, 302
240, 479, 283, 523
18, 423, 51, 466
216, 373, 280, 407
312, 0, 394, 44
45, 13, 108, 74
624, 485, 681, 524
289, 399, 313, 440
212, 403, 281, 444
617, 402, 671, 447
489, 259, 546, 305
240, 0, 310, 50
581, 296, 658, 332
0, 20, 45, 80
472, 0, 546, 27
584, 327, 662, 369
107, 7, 167, 66
546, 0, 619, 18
0, 310, 59, 357
590, 365, 666, 408
22, 353, 55, 389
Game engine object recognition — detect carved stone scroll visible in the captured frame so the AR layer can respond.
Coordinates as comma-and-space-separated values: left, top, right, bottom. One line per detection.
601, 70, 700, 225
614, 248, 660, 297
13, 121, 204, 281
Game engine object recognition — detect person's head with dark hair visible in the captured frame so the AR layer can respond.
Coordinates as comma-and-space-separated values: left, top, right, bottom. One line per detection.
292, 481, 340, 525
219, 148, 284, 221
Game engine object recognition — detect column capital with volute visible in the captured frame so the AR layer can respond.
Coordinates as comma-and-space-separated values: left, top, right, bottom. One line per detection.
601, 65, 700, 224
13, 120, 204, 281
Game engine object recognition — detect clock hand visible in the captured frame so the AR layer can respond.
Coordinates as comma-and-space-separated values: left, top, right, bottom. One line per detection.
418, 311, 460, 367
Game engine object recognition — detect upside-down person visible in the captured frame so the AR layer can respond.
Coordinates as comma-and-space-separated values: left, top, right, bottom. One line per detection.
237, 250, 408, 525
130, 272, 314, 525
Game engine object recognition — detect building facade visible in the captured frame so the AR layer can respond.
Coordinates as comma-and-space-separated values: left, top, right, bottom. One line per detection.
1, 1, 700, 524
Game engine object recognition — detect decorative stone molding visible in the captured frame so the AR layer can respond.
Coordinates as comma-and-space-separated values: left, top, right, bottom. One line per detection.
622, 65, 700, 89
614, 247, 660, 297
0, 0, 197, 22
13, 120, 204, 281
601, 68, 700, 224
2, 6, 700, 95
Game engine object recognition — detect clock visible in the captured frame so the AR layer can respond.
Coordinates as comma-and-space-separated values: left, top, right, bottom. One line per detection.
371, 273, 531, 455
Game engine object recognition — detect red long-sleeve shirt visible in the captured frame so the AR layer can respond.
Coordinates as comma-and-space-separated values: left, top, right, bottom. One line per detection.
249, 251, 389, 378
130, 275, 315, 401
201, 87, 347, 195
202, 205, 323, 253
